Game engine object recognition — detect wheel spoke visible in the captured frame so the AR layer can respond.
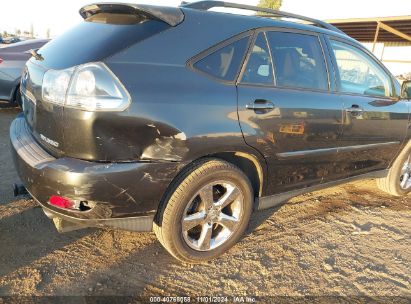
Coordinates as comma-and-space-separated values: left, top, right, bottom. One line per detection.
218, 213, 239, 232
183, 211, 206, 231
215, 185, 240, 208
400, 155, 411, 189
182, 180, 245, 252
198, 223, 213, 250
400, 172, 410, 189
402, 162, 411, 172
199, 185, 214, 209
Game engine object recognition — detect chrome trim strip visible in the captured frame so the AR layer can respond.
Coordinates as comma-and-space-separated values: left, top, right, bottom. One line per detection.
276, 142, 400, 159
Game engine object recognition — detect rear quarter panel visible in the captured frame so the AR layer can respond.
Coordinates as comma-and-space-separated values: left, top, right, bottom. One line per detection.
61, 9, 270, 163
106, 62, 248, 161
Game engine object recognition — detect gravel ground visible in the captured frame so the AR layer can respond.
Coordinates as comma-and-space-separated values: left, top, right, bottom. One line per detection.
0, 105, 410, 301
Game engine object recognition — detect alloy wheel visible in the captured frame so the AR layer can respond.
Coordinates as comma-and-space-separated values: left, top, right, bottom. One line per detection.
400, 154, 411, 190
182, 181, 244, 251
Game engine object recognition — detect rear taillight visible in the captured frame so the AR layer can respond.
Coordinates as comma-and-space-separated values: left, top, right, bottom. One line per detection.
42, 68, 73, 105
42, 62, 130, 111
0, 58, 3, 64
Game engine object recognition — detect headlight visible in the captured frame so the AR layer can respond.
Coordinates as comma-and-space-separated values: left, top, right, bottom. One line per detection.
42, 62, 130, 111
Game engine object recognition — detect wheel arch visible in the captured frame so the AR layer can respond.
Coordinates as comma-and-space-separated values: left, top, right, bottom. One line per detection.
208, 151, 264, 198
155, 150, 267, 224
11, 80, 21, 104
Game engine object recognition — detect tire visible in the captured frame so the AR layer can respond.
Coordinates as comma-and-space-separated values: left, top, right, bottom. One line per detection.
377, 141, 411, 196
153, 158, 253, 263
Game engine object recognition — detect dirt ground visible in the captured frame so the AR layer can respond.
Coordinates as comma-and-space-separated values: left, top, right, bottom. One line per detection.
0, 105, 410, 300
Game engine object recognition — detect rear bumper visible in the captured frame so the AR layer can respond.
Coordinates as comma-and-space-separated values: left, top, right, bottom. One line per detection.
10, 115, 184, 231
39, 200, 154, 232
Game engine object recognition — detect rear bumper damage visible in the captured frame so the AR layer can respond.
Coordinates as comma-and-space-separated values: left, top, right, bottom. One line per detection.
40, 202, 154, 233
10, 115, 184, 232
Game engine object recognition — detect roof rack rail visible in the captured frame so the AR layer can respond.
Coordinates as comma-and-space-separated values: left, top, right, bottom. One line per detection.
181, 1, 345, 34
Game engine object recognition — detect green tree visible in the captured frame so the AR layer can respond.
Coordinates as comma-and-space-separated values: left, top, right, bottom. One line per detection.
257, 0, 282, 11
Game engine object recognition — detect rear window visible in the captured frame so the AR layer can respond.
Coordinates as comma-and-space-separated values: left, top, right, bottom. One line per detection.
193, 36, 250, 82
37, 19, 169, 70
266, 32, 328, 91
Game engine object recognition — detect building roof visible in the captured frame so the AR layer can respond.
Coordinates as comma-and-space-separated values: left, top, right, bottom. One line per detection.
327, 16, 411, 43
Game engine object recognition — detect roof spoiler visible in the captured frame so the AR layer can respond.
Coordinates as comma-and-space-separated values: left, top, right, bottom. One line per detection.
79, 3, 185, 27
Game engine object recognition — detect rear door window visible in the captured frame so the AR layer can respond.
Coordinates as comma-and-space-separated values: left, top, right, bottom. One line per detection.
241, 32, 274, 85
193, 36, 250, 82
266, 31, 328, 91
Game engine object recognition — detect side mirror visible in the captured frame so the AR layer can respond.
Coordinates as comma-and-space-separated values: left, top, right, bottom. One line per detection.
401, 80, 411, 99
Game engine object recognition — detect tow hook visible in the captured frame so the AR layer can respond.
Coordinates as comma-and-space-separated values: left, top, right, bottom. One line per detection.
13, 183, 28, 197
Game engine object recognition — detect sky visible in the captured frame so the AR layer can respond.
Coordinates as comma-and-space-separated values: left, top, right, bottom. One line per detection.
2, 0, 411, 38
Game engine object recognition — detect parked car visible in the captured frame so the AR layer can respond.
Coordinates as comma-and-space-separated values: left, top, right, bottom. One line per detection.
0, 39, 49, 105
2, 37, 22, 44
11, 1, 411, 263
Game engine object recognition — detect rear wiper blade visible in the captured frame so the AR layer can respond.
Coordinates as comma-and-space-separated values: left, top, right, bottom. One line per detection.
29, 49, 44, 61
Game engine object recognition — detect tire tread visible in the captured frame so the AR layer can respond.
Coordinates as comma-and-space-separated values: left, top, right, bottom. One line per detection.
154, 158, 252, 263
377, 141, 411, 197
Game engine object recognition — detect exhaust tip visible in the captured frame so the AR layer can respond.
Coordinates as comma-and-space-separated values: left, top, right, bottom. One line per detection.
13, 183, 28, 197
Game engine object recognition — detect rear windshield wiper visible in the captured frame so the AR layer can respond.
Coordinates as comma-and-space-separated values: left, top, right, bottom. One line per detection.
29, 49, 44, 61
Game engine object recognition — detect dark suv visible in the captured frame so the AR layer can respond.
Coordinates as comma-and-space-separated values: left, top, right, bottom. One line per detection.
10, 1, 411, 263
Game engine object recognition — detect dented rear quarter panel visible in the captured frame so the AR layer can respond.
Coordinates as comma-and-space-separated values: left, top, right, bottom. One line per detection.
61, 63, 255, 163
61, 9, 268, 165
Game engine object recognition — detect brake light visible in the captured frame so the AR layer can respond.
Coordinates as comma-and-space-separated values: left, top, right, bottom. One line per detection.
0, 58, 3, 64
42, 62, 130, 111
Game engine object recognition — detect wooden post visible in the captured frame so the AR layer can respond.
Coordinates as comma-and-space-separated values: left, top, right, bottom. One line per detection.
372, 22, 381, 53
379, 21, 411, 43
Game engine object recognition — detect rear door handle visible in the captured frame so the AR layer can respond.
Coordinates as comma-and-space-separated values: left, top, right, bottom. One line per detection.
246, 100, 275, 111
